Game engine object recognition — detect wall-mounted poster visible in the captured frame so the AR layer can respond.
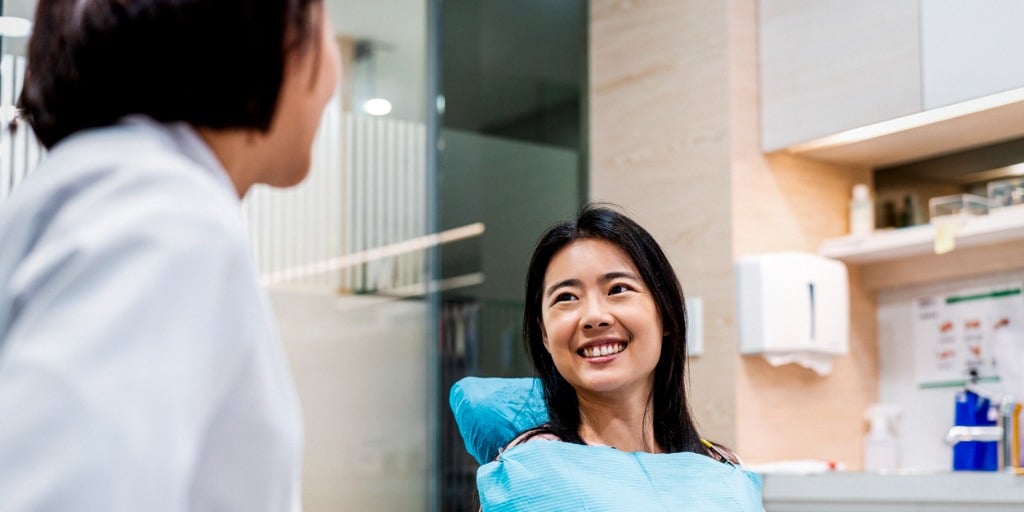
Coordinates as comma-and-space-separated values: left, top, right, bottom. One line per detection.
913, 285, 1024, 389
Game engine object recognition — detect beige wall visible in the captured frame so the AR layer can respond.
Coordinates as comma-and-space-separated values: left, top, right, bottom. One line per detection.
590, 0, 878, 467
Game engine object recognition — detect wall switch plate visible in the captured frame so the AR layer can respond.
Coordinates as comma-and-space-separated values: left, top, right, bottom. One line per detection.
686, 297, 704, 357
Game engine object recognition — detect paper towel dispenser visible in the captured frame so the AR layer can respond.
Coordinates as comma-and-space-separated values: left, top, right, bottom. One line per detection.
736, 252, 849, 356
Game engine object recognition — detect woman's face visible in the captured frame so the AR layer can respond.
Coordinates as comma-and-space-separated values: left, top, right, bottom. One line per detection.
261, 4, 341, 187
539, 238, 663, 401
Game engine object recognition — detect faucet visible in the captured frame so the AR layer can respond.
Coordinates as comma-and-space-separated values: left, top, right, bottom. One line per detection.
945, 425, 1002, 444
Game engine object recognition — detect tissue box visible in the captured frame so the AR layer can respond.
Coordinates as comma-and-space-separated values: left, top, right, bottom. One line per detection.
735, 253, 849, 357
928, 193, 988, 222
987, 177, 1024, 210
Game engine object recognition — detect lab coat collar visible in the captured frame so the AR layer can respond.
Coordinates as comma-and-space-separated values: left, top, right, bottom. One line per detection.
119, 115, 239, 202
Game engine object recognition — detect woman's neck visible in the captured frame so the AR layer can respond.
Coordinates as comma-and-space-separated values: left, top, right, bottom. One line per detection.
576, 389, 659, 453
196, 127, 262, 198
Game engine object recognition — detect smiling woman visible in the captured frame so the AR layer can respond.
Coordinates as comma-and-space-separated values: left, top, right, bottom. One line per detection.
462, 203, 763, 511
539, 237, 664, 450
523, 204, 701, 454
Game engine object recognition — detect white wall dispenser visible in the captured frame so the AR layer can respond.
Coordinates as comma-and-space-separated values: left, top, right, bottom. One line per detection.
736, 252, 849, 375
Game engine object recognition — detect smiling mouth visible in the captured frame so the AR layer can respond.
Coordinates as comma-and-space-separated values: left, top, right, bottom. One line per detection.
578, 342, 627, 358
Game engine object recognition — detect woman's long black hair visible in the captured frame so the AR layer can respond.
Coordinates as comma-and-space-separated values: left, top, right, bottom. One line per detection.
522, 203, 704, 454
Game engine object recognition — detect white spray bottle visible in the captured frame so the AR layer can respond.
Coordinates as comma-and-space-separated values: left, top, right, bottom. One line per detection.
863, 404, 900, 472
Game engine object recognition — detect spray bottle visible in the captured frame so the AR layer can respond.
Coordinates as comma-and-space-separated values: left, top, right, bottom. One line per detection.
864, 403, 900, 472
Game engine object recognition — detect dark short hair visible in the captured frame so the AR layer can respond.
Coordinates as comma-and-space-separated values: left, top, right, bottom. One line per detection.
522, 203, 704, 454
19, 0, 323, 149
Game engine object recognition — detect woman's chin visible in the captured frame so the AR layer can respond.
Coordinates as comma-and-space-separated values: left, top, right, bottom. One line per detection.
265, 163, 311, 189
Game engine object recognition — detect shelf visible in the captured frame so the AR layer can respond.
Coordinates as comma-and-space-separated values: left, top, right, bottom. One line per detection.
819, 209, 1024, 265
786, 88, 1024, 167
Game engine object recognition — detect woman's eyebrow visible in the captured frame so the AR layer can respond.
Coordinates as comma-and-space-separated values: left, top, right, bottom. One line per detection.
600, 271, 640, 283
544, 271, 641, 298
545, 278, 581, 298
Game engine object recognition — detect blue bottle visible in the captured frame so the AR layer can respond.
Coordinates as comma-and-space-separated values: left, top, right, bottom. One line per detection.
953, 390, 999, 471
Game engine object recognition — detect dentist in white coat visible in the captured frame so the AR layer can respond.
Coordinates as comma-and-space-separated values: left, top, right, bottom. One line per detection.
0, 0, 341, 510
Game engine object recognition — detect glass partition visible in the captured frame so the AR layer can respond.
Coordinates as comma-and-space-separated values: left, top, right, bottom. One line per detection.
437, 0, 588, 508
246, 2, 438, 511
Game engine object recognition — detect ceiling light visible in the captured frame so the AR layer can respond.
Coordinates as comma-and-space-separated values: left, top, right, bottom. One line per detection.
363, 98, 392, 116
0, 17, 32, 38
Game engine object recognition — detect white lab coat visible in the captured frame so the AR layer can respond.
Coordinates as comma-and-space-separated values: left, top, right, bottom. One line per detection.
0, 117, 303, 511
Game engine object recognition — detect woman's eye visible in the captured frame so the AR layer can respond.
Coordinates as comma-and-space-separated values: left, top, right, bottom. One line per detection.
610, 284, 634, 296
553, 292, 577, 303
609, 284, 631, 295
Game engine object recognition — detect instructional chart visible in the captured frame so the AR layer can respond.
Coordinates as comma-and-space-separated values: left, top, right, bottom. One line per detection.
913, 285, 1023, 388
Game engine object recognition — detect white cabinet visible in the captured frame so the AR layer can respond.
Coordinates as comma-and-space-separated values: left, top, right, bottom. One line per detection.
759, 0, 921, 151
760, 0, 1024, 166
921, 0, 1024, 109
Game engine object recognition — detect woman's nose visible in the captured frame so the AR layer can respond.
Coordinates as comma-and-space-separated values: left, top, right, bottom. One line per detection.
581, 298, 613, 330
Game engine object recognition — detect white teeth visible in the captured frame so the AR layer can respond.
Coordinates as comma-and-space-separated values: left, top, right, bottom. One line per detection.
582, 343, 626, 358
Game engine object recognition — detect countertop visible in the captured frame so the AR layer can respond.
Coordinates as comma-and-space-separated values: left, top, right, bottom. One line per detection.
762, 471, 1024, 512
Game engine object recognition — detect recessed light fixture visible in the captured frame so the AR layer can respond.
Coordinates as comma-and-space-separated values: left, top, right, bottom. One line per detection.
363, 98, 392, 116
0, 17, 32, 38
0, 104, 17, 124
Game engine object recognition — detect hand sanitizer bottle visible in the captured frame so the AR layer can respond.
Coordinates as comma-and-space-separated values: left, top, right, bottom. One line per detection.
864, 404, 900, 472
849, 184, 874, 237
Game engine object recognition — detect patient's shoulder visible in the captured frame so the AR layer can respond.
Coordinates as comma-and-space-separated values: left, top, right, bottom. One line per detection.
500, 425, 561, 455
704, 440, 743, 466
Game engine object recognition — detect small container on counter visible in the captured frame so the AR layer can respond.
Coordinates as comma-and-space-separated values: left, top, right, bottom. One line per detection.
987, 177, 1024, 212
951, 389, 999, 471
928, 193, 988, 222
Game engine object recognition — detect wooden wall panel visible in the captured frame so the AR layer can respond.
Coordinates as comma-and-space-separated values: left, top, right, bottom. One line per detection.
590, 0, 737, 445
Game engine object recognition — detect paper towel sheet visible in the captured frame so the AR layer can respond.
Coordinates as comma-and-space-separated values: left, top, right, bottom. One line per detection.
762, 351, 834, 376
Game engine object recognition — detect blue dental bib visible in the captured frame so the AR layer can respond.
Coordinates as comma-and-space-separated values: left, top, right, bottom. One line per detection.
450, 378, 763, 512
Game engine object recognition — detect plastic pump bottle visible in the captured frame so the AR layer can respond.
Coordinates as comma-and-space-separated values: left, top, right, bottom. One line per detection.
863, 404, 900, 472
849, 184, 874, 237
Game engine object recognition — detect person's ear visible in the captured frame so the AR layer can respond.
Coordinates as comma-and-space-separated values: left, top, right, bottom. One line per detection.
540, 320, 551, 352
